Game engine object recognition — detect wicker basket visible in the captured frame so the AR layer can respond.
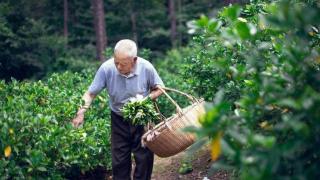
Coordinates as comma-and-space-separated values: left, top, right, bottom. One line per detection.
141, 87, 206, 158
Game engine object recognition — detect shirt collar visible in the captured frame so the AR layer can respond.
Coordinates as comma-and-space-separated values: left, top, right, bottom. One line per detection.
132, 58, 141, 75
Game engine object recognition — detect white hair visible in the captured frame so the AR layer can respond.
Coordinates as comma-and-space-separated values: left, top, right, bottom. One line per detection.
114, 39, 137, 58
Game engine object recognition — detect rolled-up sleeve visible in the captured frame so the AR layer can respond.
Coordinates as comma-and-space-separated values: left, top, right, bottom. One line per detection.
149, 65, 164, 89
88, 66, 107, 95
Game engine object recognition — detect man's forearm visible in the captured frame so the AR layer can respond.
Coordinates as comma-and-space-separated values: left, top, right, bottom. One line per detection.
149, 85, 164, 100
80, 91, 96, 109
73, 91, 96, 127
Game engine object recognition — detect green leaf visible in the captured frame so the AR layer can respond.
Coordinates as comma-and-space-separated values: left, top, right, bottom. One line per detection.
251, 134, 276, 148
244, 80, 254, 86
221, 5, 241, 21
228, 129, 247, 145
277, 98, 301, 109
196, 15, 209, 28
207, 19, 222, 33
221, 139, 236, 157
235, 21, 251, 39
37, 167, 47, 172
178, 163, 193, 175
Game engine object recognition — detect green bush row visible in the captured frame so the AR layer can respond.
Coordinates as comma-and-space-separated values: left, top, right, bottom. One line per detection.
0, 68, 111, 179
0, 53, 191, 178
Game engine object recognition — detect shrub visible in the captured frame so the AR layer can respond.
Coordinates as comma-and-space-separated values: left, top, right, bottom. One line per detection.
155, 48, 196, 118
0, 68, 112, 178
186, 1, 320, 179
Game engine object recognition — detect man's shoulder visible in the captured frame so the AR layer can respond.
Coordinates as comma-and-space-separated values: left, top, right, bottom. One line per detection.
138, 57, 154, 70
99, 58, 115, 71
101, 58, 114, 67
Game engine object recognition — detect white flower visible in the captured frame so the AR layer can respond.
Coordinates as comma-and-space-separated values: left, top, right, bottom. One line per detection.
129, 94, 144, 102
129, 97, 136, 102
136, 94, 144, 100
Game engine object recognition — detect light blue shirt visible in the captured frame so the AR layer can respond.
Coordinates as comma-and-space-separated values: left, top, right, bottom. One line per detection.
88, 57, 164, 115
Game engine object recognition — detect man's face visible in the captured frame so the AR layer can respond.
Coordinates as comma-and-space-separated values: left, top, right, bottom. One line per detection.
114, 52, 137, 75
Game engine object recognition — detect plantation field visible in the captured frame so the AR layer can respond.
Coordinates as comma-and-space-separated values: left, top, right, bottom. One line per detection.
1, 0, 320, 179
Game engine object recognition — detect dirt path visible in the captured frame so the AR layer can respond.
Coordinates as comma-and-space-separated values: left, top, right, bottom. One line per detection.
100, 146, 229, 180
151, 146, 229, 180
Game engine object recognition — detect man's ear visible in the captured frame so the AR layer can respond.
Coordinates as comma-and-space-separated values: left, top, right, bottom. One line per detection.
133, 57, 138, 62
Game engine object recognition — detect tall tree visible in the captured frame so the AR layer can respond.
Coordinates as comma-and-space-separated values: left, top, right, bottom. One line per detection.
130, 12, 138, 43
91, 0, 107, 61
168, 0, 177, 47
177, 0, 182, 47
63, 0, 68, 41
130, 0, 138, 43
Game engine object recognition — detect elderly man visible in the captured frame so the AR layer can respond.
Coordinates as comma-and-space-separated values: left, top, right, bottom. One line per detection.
72, 39, 164, 180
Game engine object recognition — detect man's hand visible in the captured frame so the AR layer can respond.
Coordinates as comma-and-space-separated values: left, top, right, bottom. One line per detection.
72, 108, 86, 128
72, 91, 96, 128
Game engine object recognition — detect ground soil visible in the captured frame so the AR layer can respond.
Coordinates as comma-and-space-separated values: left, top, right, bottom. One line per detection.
77, 146, 229, 180
151, 146, 229, 180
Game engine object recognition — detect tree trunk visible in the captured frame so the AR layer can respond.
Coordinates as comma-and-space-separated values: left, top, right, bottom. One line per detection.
91, 0, 107, 62
130, 0, 138, 43
177, 0, 182, 47
131, 12, 138, 43
63, 0, 68, 41
169, 0, 177, 47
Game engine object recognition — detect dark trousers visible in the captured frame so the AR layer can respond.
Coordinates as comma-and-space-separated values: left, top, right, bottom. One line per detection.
111, 111, 154, 180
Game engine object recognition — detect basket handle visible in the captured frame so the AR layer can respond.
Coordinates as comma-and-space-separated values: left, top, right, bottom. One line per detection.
153, 101, 166, 121
147, 87, 198, 132
161, 87, 198, 103
157, 86, 199, 116
146, 86, 201, 134
158, 87, 184, 115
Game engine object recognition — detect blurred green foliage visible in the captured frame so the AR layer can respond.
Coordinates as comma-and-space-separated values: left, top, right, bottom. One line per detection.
184, 0, 320, 179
